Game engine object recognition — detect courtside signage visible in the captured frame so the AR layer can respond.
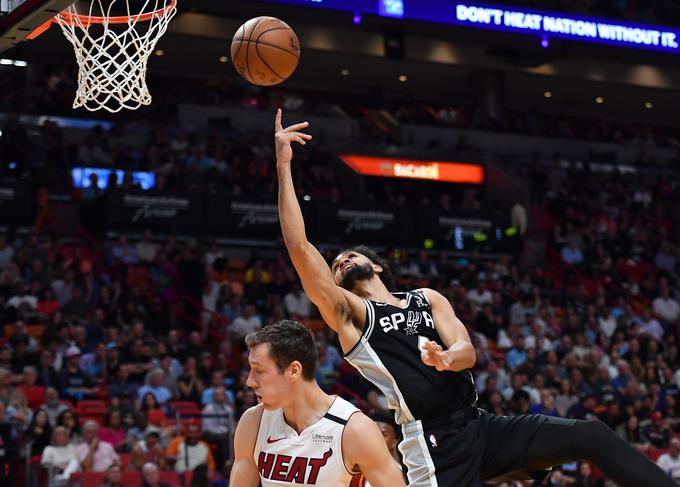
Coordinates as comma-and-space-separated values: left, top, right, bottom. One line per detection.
258, 0, 680, 54
339, 154, 484, 184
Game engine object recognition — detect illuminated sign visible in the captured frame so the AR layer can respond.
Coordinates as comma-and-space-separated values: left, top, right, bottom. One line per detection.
71, 167, 156, 190
452, 3, 679, 53
256, 0, 680, 54
339, 154, 485, 184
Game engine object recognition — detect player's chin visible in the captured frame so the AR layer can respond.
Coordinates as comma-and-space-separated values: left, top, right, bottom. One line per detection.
257, 395, 275, 409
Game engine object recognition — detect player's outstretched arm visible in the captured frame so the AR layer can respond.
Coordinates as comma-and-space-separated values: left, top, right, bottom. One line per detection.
274, 109, 358, 335
229, 405, 263, 487
344, 413, 407, 487
421, 288, 476, 372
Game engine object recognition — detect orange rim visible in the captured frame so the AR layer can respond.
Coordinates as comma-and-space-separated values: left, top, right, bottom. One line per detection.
56, 0, 176, 25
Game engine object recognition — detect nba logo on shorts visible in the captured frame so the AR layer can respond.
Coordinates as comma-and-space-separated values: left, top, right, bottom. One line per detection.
429, 434, 438, 448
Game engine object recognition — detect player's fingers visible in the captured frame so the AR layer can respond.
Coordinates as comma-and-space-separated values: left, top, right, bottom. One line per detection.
292, 137, 306, 145
275, 108, 283, 132
424, 341, 442, 352
284, 121, 309, 133
285, 132, 312, 141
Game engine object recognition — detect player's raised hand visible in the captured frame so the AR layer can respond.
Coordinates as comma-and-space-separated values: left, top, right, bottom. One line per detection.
274, 108, 312, 164
420, 340, 452, 371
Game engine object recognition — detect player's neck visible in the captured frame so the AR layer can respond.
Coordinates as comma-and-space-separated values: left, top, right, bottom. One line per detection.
282, 381, 334, 434
352, 277, 396, 304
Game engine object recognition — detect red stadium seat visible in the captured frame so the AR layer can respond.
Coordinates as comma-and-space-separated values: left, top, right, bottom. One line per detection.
75, 400, 107, 413
170, 401, 201, 416
648, 447, 668, 462
76, 472, 104, 487
121, 471, 142, 487
160, 470, 181, 487
118, 453, 131, 470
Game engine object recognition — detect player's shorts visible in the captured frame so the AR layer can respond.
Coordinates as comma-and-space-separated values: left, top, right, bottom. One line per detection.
399, 407, 576, 487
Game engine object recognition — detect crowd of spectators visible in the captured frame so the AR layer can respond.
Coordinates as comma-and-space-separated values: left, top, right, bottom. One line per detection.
0, 156, 678, 485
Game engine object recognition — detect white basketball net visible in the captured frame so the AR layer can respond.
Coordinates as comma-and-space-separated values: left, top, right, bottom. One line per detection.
55, 0, 177, 113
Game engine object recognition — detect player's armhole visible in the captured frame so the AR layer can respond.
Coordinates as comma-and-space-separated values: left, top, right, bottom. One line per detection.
419, 288, 432, 306
343, 299, 374, 358
340, 410, 363, 476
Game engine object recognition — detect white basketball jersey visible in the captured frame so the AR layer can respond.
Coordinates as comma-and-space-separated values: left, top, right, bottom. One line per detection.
254, 396, 359, 486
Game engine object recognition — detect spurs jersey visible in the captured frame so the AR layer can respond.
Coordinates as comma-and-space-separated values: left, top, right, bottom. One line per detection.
254, 396, 359, 486
345, 289, 477, 424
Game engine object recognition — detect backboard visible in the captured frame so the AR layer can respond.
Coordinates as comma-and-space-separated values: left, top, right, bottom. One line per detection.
0, 0, 75, 52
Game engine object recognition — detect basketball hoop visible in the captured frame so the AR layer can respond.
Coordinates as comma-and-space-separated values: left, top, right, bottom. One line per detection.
32, 0, 177, 112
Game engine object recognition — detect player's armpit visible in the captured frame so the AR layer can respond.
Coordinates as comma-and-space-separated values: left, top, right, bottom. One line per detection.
343, 413, 407, 487
229, 405, 263, 487
423, 288, 476, 371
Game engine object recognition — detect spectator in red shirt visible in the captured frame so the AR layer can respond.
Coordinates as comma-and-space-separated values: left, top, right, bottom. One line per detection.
99, 409, 127, 452
18, 366, 45, 410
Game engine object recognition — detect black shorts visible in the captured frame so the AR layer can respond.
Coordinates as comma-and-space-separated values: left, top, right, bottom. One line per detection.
399, 407, 576, 487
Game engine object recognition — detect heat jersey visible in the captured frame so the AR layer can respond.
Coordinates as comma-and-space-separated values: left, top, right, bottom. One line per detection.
254, 396, 359, 486
345, 288, 477, 424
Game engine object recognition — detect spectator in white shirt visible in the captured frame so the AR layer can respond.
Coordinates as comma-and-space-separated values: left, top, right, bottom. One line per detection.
202, 386, 233, 472
467, 282, 493, 310
170, 423, 213, 474
598, 307, 618, 338
75, 421, 119, 472
230, 303, 262, 340
136, 230, 158, 263
283, 282, 312, 318
657, 438, 680, 480
7, 281, 38, 310
637, 308, 665, 341
41, 426, 80, 482
653, 286, 680, 324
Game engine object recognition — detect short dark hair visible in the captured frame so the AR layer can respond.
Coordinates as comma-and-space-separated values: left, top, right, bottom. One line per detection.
339, 245, 395, 291
245, 320, 318, 381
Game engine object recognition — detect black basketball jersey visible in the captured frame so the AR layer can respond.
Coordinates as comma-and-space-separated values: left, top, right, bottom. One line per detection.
344, 289, 477, 424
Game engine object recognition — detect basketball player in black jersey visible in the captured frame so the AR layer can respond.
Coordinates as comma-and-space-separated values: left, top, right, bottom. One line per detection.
273, 109, 678, 487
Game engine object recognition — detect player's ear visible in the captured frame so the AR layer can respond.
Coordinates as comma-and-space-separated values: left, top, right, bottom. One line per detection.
373, 264, 383, 275
287, 360, 302, 380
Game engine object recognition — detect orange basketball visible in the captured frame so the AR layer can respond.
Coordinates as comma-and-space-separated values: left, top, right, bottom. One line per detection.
231, 17, 300, 86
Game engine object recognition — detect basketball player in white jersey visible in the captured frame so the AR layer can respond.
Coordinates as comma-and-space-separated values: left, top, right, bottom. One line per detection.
229, 319, 406, 487
273, 109, 678, 487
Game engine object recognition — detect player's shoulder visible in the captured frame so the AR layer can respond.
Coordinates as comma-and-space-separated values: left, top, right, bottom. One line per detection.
237, 404, 265, 430
344, 410, 378, 439
419, 287, 442, 302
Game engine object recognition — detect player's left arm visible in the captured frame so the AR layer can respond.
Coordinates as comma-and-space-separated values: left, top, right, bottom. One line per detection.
343, 413, 406, 487
421, 288, 476, 372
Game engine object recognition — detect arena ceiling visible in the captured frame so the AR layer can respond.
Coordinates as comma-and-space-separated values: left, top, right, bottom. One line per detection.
3, 0, 680, 126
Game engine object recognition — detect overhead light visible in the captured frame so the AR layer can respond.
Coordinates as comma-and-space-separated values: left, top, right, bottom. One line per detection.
340, 68, 350, 76
595, 96, 604, 104
0, 58, 26, 67
644, 101, 653, 109
155, 49, 164, 56
219, 56, 228, 63
303, 195, 311, 201
398, 74, 408, 82
544, 91, 552, 98
0, 130, 3, 137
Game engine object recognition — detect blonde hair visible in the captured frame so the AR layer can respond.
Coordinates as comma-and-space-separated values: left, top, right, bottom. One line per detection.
52, 426, 69, 444
10, 389, 27, 407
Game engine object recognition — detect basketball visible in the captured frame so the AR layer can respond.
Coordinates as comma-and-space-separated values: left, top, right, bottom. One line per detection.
231, 16, 300, 86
